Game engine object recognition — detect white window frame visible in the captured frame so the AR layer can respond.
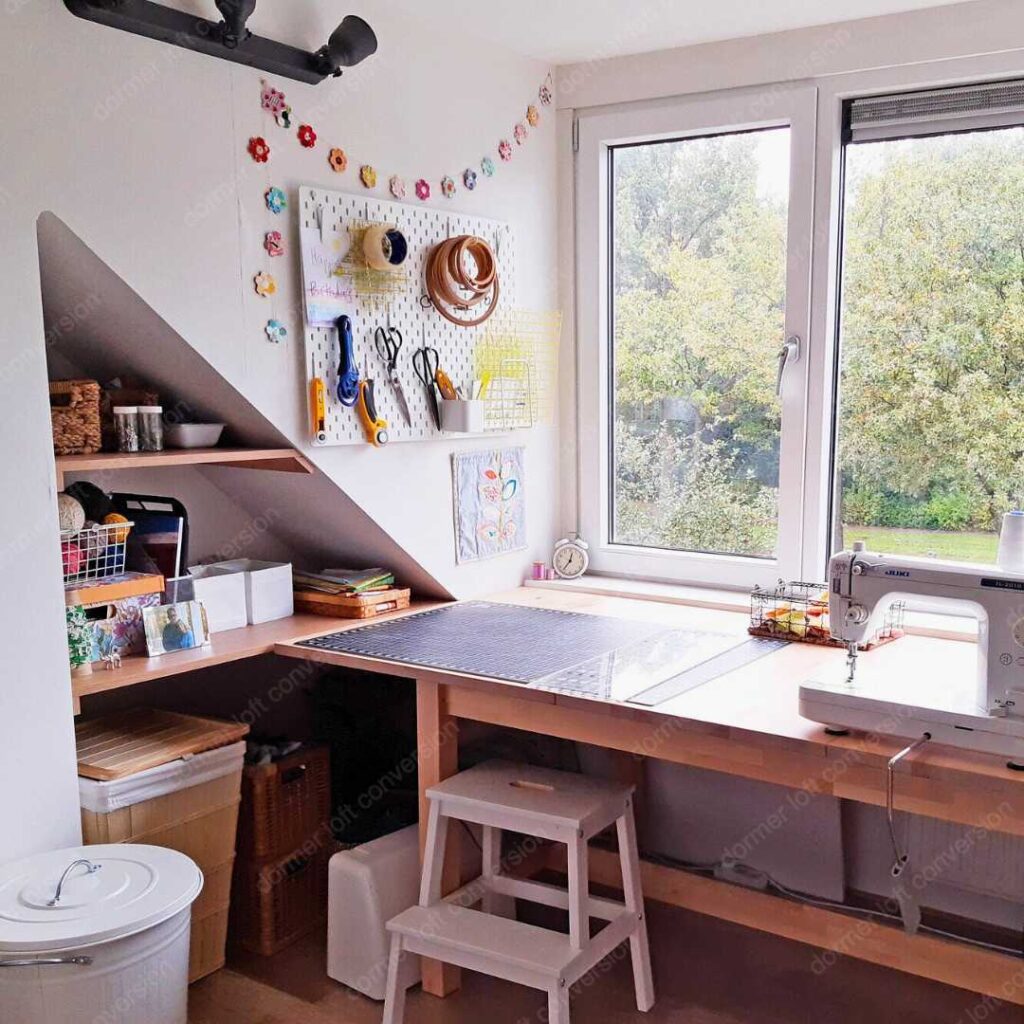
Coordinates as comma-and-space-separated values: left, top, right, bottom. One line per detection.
575, 85, 818, 589
572, 50, 1024, 594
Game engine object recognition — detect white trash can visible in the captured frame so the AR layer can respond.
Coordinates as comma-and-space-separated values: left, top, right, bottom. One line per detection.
0, 843, 203, 1024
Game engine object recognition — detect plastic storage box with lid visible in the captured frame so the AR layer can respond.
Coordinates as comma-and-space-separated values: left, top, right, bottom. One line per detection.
0, 844, 202, 1024
202, 558, 293, 624
327, 825, 422, 1000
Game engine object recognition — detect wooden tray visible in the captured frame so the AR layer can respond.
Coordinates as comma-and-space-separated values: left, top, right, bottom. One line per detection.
76, 708, 249, 780
65, 571, 165, 608
293, 587, 411, 619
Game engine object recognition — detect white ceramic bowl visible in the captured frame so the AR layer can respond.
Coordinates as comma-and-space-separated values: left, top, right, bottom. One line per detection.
164, 423, 225, 448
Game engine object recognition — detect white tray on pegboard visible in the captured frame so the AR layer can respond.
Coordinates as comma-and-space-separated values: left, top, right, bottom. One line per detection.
299, 186, 516, 446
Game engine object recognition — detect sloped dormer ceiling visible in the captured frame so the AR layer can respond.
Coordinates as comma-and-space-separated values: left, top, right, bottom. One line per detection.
37, 211, 450, 598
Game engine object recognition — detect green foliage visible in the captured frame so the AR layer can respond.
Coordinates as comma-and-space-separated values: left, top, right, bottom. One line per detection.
611, 124, 1024, 559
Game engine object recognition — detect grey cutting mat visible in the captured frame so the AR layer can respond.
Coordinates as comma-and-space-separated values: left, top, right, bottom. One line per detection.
296, 601, 665, 683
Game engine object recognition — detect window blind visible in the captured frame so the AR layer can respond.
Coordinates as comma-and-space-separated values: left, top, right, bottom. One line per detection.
847, 79, 1024, 142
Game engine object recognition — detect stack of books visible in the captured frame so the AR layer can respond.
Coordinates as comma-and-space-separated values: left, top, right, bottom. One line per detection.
293, 568, 409, 620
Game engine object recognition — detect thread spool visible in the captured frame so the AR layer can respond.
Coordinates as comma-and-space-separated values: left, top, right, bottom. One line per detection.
997, 511, 1024, 571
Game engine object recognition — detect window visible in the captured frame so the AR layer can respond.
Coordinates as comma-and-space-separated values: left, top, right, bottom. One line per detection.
834, 86, 1024, 566
577, 87, 816, 587
609, 128, 791, 562
577, 74, 1024, 588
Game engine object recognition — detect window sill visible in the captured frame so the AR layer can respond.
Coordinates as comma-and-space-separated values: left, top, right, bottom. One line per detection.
523, 574, 979, 643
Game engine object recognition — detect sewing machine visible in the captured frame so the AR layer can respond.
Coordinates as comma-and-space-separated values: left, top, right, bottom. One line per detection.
799, 542, 1024, 767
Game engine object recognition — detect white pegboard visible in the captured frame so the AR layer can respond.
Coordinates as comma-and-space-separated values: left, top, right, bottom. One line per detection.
299, 185, 516, 445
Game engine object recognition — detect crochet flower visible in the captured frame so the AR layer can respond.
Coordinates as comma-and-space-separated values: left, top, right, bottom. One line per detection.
514, 122, 527, 145
440, 175, 456, 198
265, 186, 287, 213
415, 178, 431, 201
276, 105, 293, 129
265, 319, 287, 343
360, 164, 377, 188
263, 230, 284, 257
389, 174, 406, 200
261, 83, 286, 115
498, 139, 512, 162
526, 104, 540, 127
481, 156, 495, 177
253, 271, 276, 297
463, 168, 477, 191
247, 136, 270, 163
539, 78, 553, 105
328, 147, 347, 173
297, 123, 317, 148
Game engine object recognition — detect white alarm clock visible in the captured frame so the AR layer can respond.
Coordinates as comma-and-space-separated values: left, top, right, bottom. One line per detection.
552, 533, 590, 579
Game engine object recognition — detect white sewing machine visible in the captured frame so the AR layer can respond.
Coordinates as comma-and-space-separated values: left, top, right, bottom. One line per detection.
799, 542, 1024, 766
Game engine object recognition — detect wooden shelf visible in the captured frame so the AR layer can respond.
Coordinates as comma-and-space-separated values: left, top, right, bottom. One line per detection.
55, 447, 313, 488
71, 604, 430, 702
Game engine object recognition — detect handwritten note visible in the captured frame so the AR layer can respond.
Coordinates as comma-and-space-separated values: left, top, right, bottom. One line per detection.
300, 224, 355, 325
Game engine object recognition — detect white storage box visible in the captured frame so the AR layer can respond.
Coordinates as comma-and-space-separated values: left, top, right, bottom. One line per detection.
327, 825, 421, 1000
203, 559, 293, 624
0, 844, 202, 1024
187, 566, 248, 633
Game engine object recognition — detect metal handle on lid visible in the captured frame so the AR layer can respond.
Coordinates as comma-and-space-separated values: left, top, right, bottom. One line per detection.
48, 858, 101, 906
0, 956, 94, 967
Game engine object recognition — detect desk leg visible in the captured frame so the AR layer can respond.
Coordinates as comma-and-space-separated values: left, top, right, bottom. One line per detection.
416, 679, 462, 997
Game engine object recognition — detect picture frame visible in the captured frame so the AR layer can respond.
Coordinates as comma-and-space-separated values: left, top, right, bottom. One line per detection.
142, 600, 211, 657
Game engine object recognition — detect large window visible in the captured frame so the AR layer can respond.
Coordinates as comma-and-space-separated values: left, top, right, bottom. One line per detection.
578, 75, 1024, 587
577, 87, 816, 587
609, 128, 791, 561
835, 123, 1024, 565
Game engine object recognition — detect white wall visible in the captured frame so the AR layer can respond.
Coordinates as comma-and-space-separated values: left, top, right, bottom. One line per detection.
0, 2, 558, 861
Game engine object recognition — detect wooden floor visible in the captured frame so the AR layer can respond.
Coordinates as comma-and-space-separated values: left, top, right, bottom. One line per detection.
189, 900, 1019, 1023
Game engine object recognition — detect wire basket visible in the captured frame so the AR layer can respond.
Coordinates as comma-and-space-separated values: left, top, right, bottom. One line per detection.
475, 310, 561, 430
749, 579, 905, 650
60, 520, 133, 586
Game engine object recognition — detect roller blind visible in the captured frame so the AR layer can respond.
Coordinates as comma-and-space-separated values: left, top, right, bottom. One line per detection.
847, 79, 1024, 142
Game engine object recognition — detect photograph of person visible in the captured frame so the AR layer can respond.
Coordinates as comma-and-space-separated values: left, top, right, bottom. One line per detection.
142, 601, 210, 657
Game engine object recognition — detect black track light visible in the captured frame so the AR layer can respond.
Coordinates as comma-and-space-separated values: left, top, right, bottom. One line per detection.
64, 0, 378, 85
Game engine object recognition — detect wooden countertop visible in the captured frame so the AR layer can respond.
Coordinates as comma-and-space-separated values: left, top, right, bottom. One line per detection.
274, 587, 1024, 800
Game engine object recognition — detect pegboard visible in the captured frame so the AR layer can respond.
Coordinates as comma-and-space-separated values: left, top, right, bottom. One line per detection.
299, 185, 516, 446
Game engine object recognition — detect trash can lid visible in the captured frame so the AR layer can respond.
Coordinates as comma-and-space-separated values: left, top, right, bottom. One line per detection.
0, 844, 203, 953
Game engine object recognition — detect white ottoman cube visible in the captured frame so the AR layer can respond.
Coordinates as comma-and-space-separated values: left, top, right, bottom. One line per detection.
327, 825, 422, 1000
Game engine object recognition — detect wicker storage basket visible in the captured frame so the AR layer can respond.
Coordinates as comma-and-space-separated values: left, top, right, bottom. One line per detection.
49, 379, 102, 455
231, 843, 329, 956
237, 745, 331, 861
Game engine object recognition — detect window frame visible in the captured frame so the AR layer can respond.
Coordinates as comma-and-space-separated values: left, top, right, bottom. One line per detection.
572, 52, 1024, 592
575, 85, 819, 589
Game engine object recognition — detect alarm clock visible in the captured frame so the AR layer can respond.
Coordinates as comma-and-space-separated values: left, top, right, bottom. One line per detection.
552, 534, 590, 579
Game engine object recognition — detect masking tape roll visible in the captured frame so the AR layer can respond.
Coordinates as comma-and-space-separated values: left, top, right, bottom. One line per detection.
363, 224, 408, 271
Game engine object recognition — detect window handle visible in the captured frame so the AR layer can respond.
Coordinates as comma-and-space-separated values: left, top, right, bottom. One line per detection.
776, 335, 800, 396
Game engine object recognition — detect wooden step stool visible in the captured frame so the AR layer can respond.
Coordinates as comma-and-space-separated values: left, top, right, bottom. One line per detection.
382, 760, 655, 1023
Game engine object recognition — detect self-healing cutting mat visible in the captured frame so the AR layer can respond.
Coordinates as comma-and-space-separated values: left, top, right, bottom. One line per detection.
296, 601, 666, 683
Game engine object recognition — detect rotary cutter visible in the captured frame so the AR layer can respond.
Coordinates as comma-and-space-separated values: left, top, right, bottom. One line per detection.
357, 355, 389, 447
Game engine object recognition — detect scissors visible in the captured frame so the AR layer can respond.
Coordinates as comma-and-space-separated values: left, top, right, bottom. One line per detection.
413, 345, 442, 430
374, 325, 412, 427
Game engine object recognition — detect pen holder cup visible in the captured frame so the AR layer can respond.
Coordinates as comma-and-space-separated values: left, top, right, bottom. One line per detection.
439, 399, 486, 434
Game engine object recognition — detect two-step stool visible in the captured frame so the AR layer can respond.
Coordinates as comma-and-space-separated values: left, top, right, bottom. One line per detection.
383, 759, 655, 1023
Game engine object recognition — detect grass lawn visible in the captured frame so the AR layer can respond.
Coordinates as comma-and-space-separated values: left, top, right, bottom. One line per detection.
843, 524, 998, 563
